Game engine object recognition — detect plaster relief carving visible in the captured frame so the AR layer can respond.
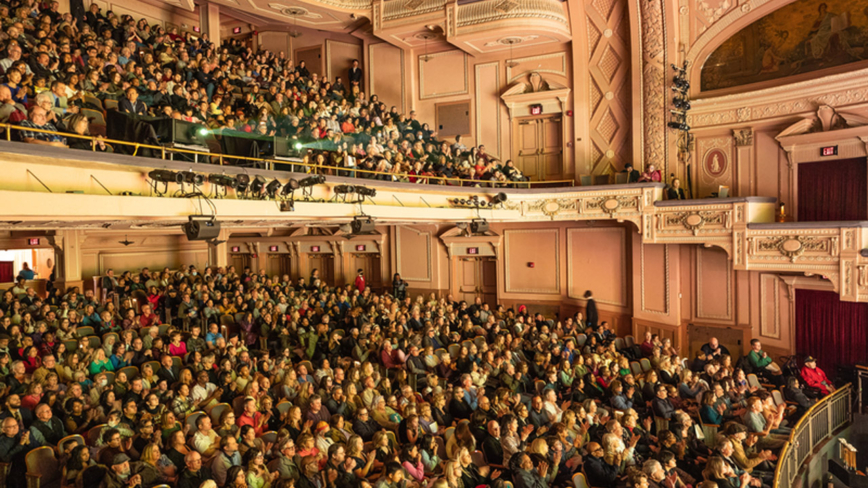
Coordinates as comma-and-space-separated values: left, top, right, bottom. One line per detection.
587, 196, 639, 215
638, 0, 667, 173
756, 235, 832, 263
732, 128, 753, 146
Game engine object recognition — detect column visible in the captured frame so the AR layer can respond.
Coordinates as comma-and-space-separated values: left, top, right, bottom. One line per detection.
47, 229, 84, 293
199, 2, 221, 48
732, 128, 754, 197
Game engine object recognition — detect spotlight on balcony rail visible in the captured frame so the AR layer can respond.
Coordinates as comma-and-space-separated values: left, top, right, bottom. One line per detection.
250, 176, 266, 196
298, 175, 326, 187
181, 171, 205, 186
355, 186, 377, 198
282, 179, 300, 196
148, 169, 182, 184
491, 193, 508, 206
209, 174, 236, 187
265, 179, 282, 198
234, 174, 251, 194
334, 185, 356, 194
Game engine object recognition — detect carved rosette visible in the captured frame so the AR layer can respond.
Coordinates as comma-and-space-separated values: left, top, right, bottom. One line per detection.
525, 198, 578, 218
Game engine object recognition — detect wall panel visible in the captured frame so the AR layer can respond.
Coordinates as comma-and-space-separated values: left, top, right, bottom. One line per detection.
695, 246, 732, 321
503, 229, 559, 294
567, 227, 627, 306
419, 51, 468, 99
326, 40, 362, 84
369, 43, 405, 113
475, 62, 501, 152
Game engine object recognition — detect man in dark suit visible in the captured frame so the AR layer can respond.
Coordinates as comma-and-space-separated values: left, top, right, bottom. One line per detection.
784, 377, 815, 419
700, 337, 731, 360
622, 163, 641, 183
651, 384, 675, 421
348, 59, 363, 88
119, 87, 147, 115
584, 289, 599, 330
157, 354, 180, 384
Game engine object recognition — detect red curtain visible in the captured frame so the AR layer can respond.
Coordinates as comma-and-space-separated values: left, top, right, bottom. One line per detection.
0, 261, 12, 283
795, 289, 868, 373
797, 158, 867, 222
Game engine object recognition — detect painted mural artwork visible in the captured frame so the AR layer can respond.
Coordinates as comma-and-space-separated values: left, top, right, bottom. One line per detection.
701, 0, 868, 91
704, 149, 728, 178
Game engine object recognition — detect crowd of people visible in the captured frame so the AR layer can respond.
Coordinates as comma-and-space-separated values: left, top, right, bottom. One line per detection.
0, 258, 840, 488
0, 1, 530, 186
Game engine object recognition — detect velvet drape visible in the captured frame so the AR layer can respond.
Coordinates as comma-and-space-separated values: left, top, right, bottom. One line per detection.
797, 158, 867, 222
795, 289, 868, 373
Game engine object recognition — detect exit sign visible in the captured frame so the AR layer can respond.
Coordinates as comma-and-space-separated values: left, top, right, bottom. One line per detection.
231, 246, 240, 253
269, 245, 278, 252
530, 104, 543, 116
467, 247, 479, 255
355, 245, 366, 251
821, 146, 838, 156
28, 238, 39, 245
232, 27, 241, 34
311, 245, 320, 252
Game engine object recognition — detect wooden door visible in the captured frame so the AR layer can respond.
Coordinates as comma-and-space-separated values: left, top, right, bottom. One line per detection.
351, 253, 381, 291
516, 120, 541, 181
540, 116, 563, 180
308, 254, 334, 286
230, 254, 252, 273
458, 258, 497, 305
267, 254, 292, 279
479, 258, 497, 306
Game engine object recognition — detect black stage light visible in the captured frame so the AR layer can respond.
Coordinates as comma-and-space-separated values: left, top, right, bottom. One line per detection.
182, 215, 221, 241
282, 179, 300, 196
209, 174, 236, 187
470, 220, 489, 234
250, 176, 266, 194
673, 97, 691, 110
181, 172, 205, 185
298, 175, 326, 187
148, 169, 182, 183
672, 77, 689, 91
334, 185, 356, 194
265, 179, 282, 197
234, 174, 251, 193
355, 186, 377, 197
491, 193, 508, 205
351, 217, 375, 234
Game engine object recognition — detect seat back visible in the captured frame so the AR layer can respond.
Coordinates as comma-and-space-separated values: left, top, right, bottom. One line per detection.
625, 335, 635, 347
186, 411, 206, 434
119, 365, 139, 381
81, 108, 105, 125
576, 334, 587, 347
25, 446, 60, 487
614, 337, 626, 351
630, 361, 642, 376
276, 401, 292, 416
640, 358, 652, 372
209, 403, 230, 424
580, 175, 592, 186
75, 326, 94, 338
654, 416, 669, 433
86, 424, 106, 446
56, 434, 85, 457
141, 360, 161, 377
260, 431, 277, 445
444, 427, 455, 443
747, 374, 761, 390
87, 335, 101, 349
771, 389, 785, 406
83, 94, 103, 110
471, 450, 486, 468
701, 423, 719, 448
593, 174, 610, 185
448, 343, 461, 359
614, 173, 629, 184
103, 99, 118, 111
572, 472, 589, 488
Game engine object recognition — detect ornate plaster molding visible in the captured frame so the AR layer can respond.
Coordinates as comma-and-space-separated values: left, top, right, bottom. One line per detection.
456, 0, 568, 28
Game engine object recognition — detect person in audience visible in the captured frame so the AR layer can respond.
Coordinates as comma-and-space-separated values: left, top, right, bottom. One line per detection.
800, 356, 834, 396
638, 164, 662, 182
20, 105, 67, 147
0, 85, 26, 124
119, 87, 147, 115
622, 163, 640, 183
667, 178, 686, 200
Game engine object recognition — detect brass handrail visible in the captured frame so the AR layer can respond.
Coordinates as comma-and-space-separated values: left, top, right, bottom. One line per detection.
772, 383, 852, 488
0, 122, 576, 188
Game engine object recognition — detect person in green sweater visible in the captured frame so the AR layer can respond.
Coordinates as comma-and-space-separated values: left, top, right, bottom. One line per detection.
747, 339, 772, 371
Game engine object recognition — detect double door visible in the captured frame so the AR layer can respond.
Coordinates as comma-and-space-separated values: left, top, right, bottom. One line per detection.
515, 115, 563, 181
350, 253, 381, 291
308, 253, 334, 285
458, 257, 497, 305
266, 254, 292, 279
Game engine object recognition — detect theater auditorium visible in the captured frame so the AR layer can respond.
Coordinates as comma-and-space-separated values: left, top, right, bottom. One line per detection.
0, 0, 865, 487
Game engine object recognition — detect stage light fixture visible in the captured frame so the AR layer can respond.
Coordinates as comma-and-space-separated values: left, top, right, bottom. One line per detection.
351, 217, 376, 234
355, 186, 376, 197
250, 176, 266, 194
265, 179, 282, 198
281, 179, 300, 196
298, 175, 326, 187
491, 193, 508, 205
470, 220, 489, 234
672, 77, 689, 91
209, 174, 236, 187
148, 169, 182, 184
334, 184, 356, 194
672, 96, 691, 110
181, 171, 205, 186
234, 174, 251, 193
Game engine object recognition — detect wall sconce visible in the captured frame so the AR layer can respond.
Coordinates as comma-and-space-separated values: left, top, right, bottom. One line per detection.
528, 262, 535, 268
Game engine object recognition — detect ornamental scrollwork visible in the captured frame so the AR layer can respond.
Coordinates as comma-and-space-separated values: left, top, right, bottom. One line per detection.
525, 198, 578, 218
662, 211, 725, 236
585, 196, 638, 215
755, 235, 832, 263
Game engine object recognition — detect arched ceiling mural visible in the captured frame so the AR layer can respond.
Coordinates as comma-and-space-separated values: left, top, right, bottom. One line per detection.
700, 0, 868, 92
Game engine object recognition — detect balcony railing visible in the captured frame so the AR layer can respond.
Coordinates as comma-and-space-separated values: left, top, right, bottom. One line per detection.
0, 122, 575, 188
773, 383, 853, 488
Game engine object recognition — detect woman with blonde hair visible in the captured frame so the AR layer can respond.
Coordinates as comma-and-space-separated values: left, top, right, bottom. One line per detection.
444, 460, 465, 488
137, 443, 175, 486
446, 421, 475, 459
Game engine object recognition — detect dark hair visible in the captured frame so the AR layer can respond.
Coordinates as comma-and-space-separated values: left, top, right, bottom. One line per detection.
384, 461, 403, 477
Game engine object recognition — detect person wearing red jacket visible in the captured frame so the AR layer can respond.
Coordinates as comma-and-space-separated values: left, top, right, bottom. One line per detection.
353, 268, 366, 293
801, 356, 835, 395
